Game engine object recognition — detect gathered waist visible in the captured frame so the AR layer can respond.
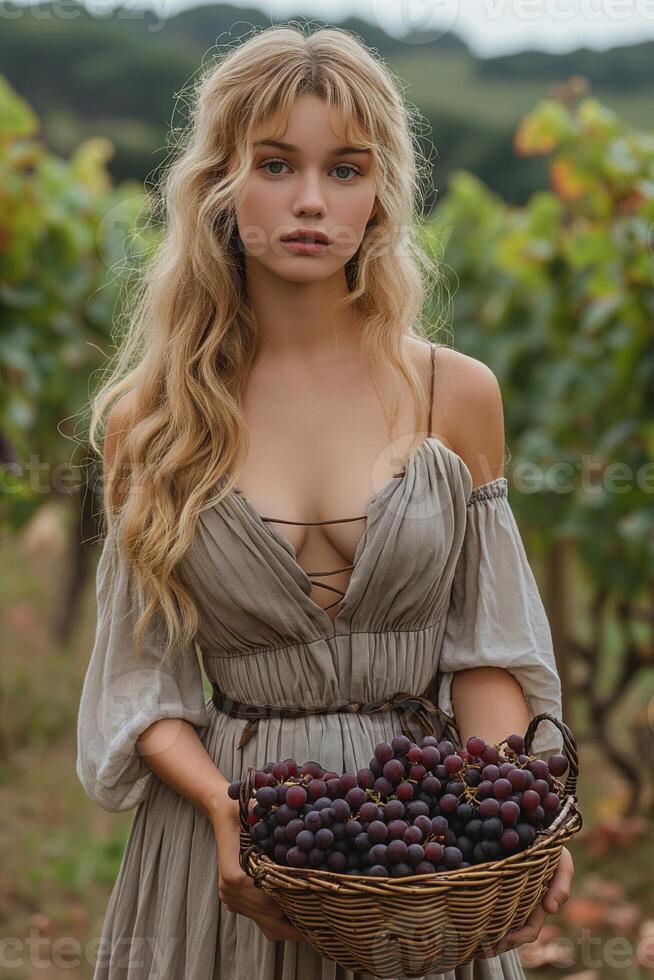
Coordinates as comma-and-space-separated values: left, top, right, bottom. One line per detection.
210, 681, 459, 751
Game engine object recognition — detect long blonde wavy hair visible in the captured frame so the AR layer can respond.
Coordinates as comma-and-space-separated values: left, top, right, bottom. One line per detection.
88, 22, 446, 665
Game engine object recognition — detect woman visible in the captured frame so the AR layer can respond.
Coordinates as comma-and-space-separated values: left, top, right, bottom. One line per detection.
76, 23, 573, 979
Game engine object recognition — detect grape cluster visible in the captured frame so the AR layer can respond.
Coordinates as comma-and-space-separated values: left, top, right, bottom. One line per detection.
227, 732, 568, 878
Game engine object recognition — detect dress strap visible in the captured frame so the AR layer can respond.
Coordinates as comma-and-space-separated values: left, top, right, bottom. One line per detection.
427, 342, 436, 437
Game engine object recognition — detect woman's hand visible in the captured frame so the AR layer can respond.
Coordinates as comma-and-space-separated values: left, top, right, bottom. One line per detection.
480, 846, 574, 959
212, 797, 304, 943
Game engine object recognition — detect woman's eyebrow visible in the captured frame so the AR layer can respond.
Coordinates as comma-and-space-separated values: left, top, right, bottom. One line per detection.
254, 139, 371, 156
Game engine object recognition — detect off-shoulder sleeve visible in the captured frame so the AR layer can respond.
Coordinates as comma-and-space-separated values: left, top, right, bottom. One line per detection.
437, 477, 564, 760
75, 529, 211, 812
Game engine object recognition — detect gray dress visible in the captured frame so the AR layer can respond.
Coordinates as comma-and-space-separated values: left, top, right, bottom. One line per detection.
76, 435, 564, 980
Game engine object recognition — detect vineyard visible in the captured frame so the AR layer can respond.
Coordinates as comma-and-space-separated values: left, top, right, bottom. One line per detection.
1, 74, 653, 978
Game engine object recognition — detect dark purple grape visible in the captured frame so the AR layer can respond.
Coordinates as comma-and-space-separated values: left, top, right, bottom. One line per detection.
390, 862, 412, 877
421, 746, 440, 769
308, 779, 327, 801
354, 833, 371, 852
357, 768, 375, 790
338, 772, 357, 795
251, 820, 268, 841
331, 798, 351, 822
388, 819, 409, 839
500, 828, 520, 851
548, 754, 569, 777
375, 742, 394, 764
440, 794, 458, 814
314, 827, 334, 850
276, 804, 298, 825
326, 777, 340, 799
346, 819, 363, 838
414, 815, 432, 837
272, 762, 289, 782
286, 818, 305, 841
476, 780, 494, 799
508, 768, 529, 791
359, 801, 380, 823
443, 846, 463, 869
405, 800, 429, 819
493, 778, 512, 800
431, 816, 448, 836
516, 823, 537, 847
369, 864, 390, 876
383, 758, 405, 783
421, 775, 441, 797
331, 821, 347, 840
296, 830, 314, 851
327, 851, 347, 872
387, 839, 408, 863
368, 820, 389, 843
286, 785, 307, 809
445, 754, 464, 774
499, 801, 520, 826
227, 780, 242, 800
396, 781, 415, 802
415, 861, 436, 875
482, 764, 500, 782
481, 818, 503, 840
384, 799, 405, 821
481, 745, 500, 765
404, 825, 423, 845
369, 843, 389, 865
287, 846, 307, 866
309, 847, 324, 867
409, 764, 427, 781
373, 777, 394, 797
273, 825, 288, 844
525, 805, 545, 825
407, 843, 425, 866
466, 736, 486, 757
345, 787, 366, 811
506, 734, 524, 754
391, 735, 412, 755
532, 779, 550, 799
274, 843, 289, 863
466, 819, 483, 841
424, 841, 444, 864
300, 761, 323, 778
523, 789, 541, 810
255, 785, 277, 808
543, 792, 560, 814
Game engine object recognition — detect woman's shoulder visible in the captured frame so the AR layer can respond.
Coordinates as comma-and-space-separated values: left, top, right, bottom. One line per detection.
405, 338, 506, 489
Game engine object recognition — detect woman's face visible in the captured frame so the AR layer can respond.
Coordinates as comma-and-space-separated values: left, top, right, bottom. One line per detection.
231, 93, 378, 284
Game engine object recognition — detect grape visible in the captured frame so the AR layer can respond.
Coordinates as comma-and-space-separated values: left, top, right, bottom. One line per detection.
338, 773, 357, 795
391, 735, 412, 755
227, 780, 242, 800
407, 843, 425, 866
506, 733, 525, 754
357, 769, 375, 790
443, 846, 463, 869
548, 754, 569, 777
359, 801, 379, 824
296, 830, 315, 851
383, 759, 405, 783
368, 820, 389, 843
375, 742, 394, 764
387, 839, 408, 863
287, 846, 307, 867
466, 736, 486, 757
245, 728, 562, 877
315, 828, 334, 850
286, 785, 307, 809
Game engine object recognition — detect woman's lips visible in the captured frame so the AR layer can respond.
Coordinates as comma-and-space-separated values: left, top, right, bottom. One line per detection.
280, 238, 329, 255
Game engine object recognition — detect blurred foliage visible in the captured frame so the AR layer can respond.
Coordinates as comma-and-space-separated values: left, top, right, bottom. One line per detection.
0, 76, 158, 531
427, 94, 654, 598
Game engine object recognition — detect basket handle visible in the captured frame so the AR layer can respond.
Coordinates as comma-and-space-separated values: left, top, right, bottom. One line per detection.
523, 712, 578, 797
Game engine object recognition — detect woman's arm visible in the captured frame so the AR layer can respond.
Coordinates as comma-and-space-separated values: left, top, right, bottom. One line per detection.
451, 666, 530, 748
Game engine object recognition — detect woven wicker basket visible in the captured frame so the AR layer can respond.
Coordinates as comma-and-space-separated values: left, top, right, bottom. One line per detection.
237, 712, 582, 978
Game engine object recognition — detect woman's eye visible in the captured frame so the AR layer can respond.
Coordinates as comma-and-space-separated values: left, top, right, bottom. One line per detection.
260, 159, 361, 181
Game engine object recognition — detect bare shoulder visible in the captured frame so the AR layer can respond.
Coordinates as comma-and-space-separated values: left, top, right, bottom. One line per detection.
406, 339, 505, 489
104, 389, 139, 481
